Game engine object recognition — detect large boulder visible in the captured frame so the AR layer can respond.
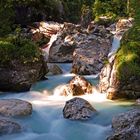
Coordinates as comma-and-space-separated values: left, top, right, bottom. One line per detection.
63, 97, 97, 120
71, 35, 111, 74
48, 23, 81, 62
0, 58, 48, 92
45, 21, 112, 67
0, 119, 21, 135
108, 109, 140, 140
0, 99, 32, 117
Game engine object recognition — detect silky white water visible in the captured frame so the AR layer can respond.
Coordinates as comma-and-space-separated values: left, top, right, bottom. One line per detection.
0, 36, 135, 140
0, 66, 134, 140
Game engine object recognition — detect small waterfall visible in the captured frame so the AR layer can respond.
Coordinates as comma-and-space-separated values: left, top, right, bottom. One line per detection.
108, 35, 121, 58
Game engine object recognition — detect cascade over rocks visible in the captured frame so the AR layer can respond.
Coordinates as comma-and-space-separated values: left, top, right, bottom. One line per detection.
57, 75, 93, 96
107, 109, 140, 140
0, 99, 32, 117
32, 21, 112, 74
63, 97, 97, 120
69, 75, 93, 94
0, 57, 48, 92
0, 119, 21, 135
48, 22, 84, 62
99, 18, 134, 99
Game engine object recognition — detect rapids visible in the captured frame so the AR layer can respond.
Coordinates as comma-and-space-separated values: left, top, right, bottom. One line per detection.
0, 37, 134, 140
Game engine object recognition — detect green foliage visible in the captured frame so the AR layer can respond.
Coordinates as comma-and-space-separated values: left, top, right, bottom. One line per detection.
116, 35, 140, 80
0, 1, 15, 36
92, 0, 127, 21
0, 33, 41, 64
115, 1, 140, 80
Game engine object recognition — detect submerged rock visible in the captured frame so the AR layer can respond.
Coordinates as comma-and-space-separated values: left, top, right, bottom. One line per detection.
63, 97, 96, 120
108, 109, 140, 140
0, 58, 48, 92
0, 99, 32, 117
0, 119, 21, 135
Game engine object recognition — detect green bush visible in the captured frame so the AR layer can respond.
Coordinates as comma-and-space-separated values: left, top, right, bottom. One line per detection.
0, 35, 41, 64
115, 0, 140, 80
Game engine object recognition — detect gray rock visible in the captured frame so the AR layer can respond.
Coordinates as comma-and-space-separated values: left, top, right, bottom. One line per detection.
0, 99, 32, 117
0, 119, 21, 135
0, 57, 48, 92
47, 63, 63, 75
63, 97, 97, 120
107, 109, 140, 140
71, 37, 111, 75
48, 23, 79, 62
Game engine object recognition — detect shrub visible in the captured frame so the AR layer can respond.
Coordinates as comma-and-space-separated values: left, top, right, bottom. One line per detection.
0, 34, 41, 64
116, 12, 140, 81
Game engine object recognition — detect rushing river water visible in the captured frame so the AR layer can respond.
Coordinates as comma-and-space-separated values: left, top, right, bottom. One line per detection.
0, 37, 135, 140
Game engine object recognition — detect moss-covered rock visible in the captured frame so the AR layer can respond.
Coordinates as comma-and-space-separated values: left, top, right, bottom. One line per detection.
116, 25, 140, 81
99, 24, 140, 99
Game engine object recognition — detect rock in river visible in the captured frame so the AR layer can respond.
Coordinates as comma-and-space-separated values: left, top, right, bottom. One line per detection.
108, 109, 140, 140
0, 119, 21, 135
0, 58, 48, 92
0, 99, 32, 117
63, 97, 97, 120
57, 75, 93, 96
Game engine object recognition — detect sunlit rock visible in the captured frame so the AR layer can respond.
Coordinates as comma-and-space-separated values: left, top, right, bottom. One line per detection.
136, 98, 140, 105
0, 99, 32, 117
63, 97, 97, 120
54, 76, 93, 96
47, 63, 63, 75
116, 18, 133, 32
72, 35, 111, 75
107, 109, 140, 140
69, 75, 93, 94
48, 22, 80, 62
0, 119, 21, 135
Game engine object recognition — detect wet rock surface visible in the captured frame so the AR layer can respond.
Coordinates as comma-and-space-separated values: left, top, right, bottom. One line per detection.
0, 119, 21, 135
0, 99, 32, 117
57, 75, 93, 96
63, 97, 97, 120
99, 18, 135, 99
108, 109, 140, 140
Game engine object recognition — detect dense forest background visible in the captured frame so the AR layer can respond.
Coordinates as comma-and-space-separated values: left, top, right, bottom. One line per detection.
0, 0, 134, 36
